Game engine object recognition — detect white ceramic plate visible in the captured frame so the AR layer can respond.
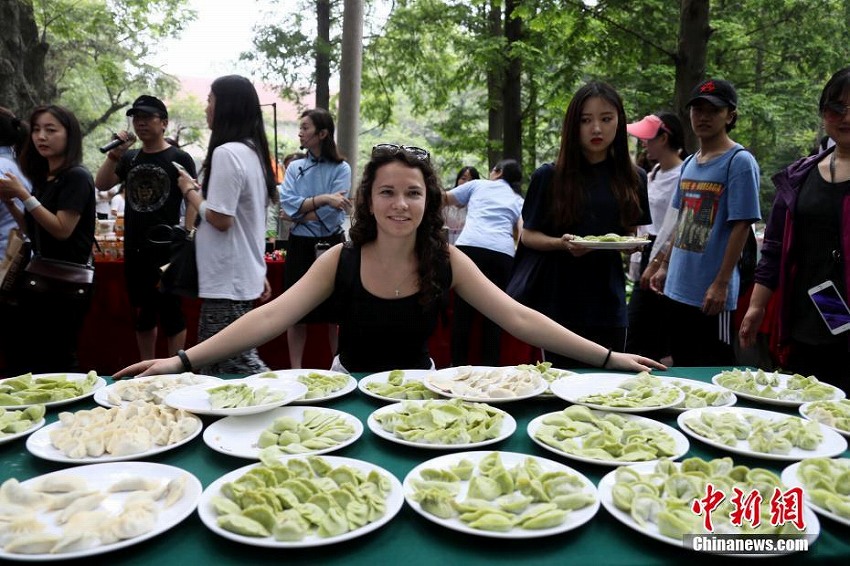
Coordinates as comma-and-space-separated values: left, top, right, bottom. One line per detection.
549, 373, 685, 413
202, 405, 363, 459
711, 370, 845, 408
422, 366, 547, 403
781, 461, 850, 528
570, 239, 650, 250
799, 400, 850, 438
367, 401, 516, 449
535, 367, 577, 398
246, 369, 357, 404
598, 461, 820, 554
0, 418, 46, 446
94, 373, 222, 408
527, 409, 689, 466
164, 378, 308, 416
0, 462, 202, 562
677, 406, 848, 461
403, 450, 599, 539
25, 413, 202, 464
0, 373, 106, 409
197, 455, 403, 548
357, 370, 438, 402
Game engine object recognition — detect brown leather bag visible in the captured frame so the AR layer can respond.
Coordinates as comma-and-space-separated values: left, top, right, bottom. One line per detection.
21, 256, 94, 298
0, 228, 32, 301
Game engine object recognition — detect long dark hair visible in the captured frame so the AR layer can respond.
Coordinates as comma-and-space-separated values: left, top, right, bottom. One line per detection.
655, 111, 689, 158
454, 165, 480, 187
819, 66, 850, 114
493, 159, 522, 194
301, 108, 345, 163
0, 107, 28, 155
202, 75, 276, 201
19, 105, 83, 184
350, 150, 448, 306
551, 81, 641, 230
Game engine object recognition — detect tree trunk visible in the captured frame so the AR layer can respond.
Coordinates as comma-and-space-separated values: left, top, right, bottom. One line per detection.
674, 0, 712, 153
486, 0, 503, 169
316, 0, 331, 109
502, 0, 522, 169
0, 0, 54, 116
337, 0, 364, 194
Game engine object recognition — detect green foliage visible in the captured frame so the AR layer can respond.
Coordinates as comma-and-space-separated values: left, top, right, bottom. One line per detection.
31, 0, 196, 170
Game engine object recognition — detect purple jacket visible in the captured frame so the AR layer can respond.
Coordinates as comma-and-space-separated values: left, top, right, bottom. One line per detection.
755, 146, 850, 345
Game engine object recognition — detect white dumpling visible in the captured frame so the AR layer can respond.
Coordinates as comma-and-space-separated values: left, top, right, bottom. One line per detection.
44, 490, 98, 511
84, 433, 106, 458
64, 509, 111, 534
50, 531, 100, 554
33, 474, 88, 494
0, 479, 47, 507
56, 492, 107, 525
4, 532, 62, 554
108, 477, 164, 493
111, 501, 158, 540
0, 516, 46, 546
168, 417, 198, 444
0, 502, 28, 518
107, 428, 152, 456
163, 475, 187, 508
64, 439, 89, 459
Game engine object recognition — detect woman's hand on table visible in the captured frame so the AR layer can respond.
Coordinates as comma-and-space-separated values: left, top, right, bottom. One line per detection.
113, 356, 182, 379
607, 352, 667, 372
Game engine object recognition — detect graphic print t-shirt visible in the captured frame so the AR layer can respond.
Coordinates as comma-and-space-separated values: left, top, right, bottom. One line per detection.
664, 144, 761, 310
117, 146, 197, 249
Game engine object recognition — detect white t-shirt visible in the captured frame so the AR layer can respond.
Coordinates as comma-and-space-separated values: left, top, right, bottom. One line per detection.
644, 163, 682, 236
450, 178, 523, 257
196, 142, 269, 300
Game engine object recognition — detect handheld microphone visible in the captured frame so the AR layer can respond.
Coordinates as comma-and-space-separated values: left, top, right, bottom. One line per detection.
99, 133, 136, 154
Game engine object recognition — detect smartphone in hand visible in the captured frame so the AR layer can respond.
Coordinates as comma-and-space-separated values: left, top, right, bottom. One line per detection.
172, 161, 188, 174
808, 280, 850, 335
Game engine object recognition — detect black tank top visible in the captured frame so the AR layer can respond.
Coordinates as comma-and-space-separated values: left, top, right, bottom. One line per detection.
334, 243, 451, 372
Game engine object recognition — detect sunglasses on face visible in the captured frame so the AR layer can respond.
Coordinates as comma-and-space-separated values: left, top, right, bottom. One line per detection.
371, 143, 430, 161
823, 102, 850, 123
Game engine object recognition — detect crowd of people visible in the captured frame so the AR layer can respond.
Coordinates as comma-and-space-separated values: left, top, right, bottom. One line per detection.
1, 67, 849, 388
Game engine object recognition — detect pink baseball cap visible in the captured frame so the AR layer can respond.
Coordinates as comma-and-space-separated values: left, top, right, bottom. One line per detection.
626, 115, 667, 140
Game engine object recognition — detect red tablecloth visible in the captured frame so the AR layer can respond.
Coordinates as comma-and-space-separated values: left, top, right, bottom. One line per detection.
76, 260, 538, 374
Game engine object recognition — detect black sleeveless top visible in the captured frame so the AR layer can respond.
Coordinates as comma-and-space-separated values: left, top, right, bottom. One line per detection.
334, 243, 451, 373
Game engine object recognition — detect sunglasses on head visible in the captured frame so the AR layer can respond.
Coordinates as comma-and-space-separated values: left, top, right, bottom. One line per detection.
371, 143, 430, 161
823, 102, 850, 123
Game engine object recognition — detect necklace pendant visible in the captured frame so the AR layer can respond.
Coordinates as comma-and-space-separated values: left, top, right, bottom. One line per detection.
395, 289, 400, 297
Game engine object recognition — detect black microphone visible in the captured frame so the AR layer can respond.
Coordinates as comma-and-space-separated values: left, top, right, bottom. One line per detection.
99, 133, 136, 154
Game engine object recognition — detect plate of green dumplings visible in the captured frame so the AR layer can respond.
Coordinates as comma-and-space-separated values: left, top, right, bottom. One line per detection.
403, 450, 599, 538
781, 458, 850, 527
677, 407, 848, 461
197, 454, 403, 547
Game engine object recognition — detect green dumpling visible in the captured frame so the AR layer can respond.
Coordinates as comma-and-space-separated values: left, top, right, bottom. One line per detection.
218, 514, 271, 537
467, 476, 503, 501
467, 512, 515, 532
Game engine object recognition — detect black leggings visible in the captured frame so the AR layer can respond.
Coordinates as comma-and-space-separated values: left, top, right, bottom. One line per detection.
452, 246, 513, 366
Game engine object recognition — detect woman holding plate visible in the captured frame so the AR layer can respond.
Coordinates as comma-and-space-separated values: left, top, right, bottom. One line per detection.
116, 144, 663, 378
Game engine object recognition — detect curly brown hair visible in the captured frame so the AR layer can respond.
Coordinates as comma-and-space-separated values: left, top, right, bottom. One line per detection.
349, 149, 449, 306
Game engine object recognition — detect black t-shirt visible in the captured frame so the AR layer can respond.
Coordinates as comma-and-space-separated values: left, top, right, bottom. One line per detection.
26, 166, 96, 264
521, 160, 650, 327
790, 169, 849, 344
335, 244, 452, 373
116, 146, 197, 250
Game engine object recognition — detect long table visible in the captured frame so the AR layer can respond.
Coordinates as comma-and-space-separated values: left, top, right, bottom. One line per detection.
1, 367, 847, 565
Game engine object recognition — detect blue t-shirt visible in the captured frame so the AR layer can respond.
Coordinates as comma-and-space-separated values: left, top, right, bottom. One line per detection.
665, 145, 761, 310
450, 178, 523, 257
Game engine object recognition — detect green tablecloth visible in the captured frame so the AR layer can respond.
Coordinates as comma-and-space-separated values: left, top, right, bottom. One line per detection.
1, 367, 848, 565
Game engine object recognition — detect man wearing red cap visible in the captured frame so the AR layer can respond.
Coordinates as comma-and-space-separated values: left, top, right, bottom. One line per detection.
95, 95, 197, 361
649, 79, 761, 365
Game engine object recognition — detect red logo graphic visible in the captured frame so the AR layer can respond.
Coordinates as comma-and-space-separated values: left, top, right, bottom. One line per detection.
700, 81, 716, 93
692, 484, 807, 532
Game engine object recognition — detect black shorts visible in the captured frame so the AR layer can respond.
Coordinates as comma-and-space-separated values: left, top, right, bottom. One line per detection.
284, 232, 344, 324
124, 246, 186, 335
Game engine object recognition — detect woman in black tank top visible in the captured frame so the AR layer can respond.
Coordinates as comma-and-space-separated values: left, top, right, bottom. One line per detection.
116, 145, 664, 377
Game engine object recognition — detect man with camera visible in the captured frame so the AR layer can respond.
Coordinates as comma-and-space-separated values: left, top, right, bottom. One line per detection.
95, 95, 197, 361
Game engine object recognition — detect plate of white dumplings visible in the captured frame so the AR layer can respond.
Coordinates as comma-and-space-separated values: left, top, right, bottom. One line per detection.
0, 462, 202, 560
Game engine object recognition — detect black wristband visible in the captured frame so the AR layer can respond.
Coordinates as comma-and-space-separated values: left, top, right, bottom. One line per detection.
176, 349, 193, 372
601, 348, 613, 369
